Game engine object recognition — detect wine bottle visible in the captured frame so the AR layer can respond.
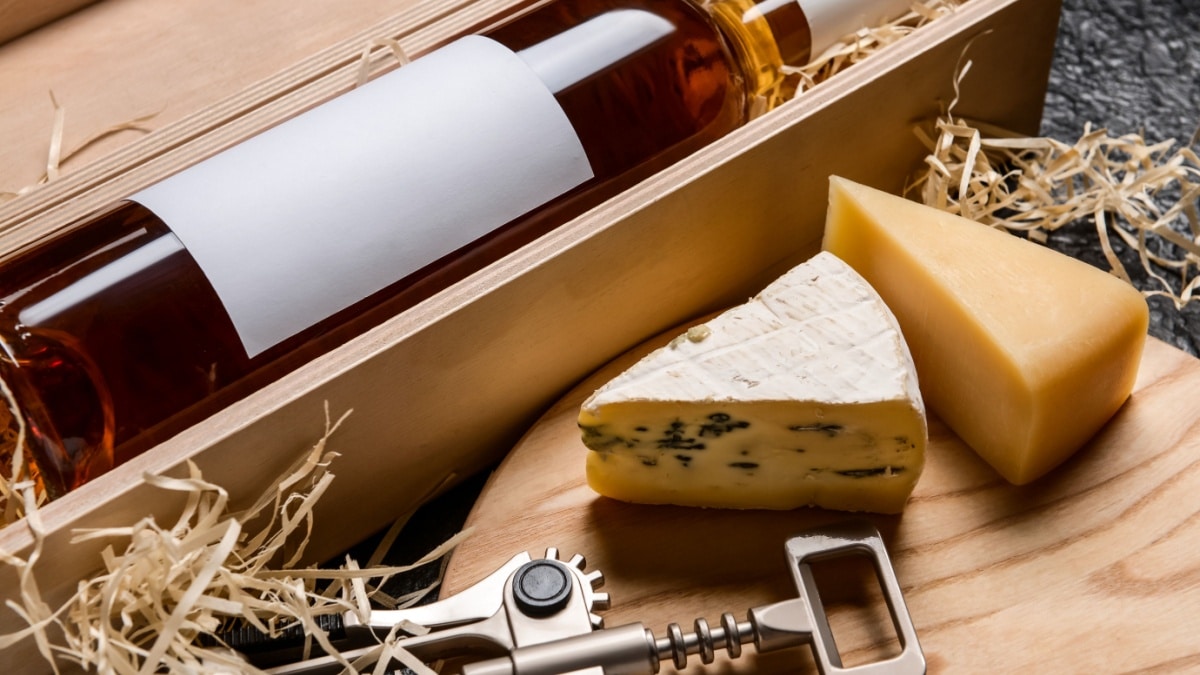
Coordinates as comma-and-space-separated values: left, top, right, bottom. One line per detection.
0, 0, 910, 499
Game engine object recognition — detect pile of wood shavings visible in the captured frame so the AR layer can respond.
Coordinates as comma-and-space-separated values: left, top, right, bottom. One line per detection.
912, 96, 1200, 308
0, 408, 468, 675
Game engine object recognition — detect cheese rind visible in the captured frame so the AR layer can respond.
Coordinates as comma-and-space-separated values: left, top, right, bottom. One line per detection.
579, 252, 927, 514
822, 177, 1149, 485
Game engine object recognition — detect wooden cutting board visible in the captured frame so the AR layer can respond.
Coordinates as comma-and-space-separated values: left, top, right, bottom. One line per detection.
442, 323, 1200, 673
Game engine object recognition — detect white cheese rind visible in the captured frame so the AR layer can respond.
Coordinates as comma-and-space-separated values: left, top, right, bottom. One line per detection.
579, 252, 926, 514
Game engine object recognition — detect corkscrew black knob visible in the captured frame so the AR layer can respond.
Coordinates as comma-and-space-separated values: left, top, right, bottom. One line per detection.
512, 559, 575, 617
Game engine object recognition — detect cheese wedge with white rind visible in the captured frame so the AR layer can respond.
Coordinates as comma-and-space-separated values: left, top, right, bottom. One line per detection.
579, 251, 926, 514
822, 177, 1148, 485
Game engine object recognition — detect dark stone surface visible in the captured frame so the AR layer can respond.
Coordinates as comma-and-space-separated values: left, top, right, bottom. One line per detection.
1041, 0, 1200, 355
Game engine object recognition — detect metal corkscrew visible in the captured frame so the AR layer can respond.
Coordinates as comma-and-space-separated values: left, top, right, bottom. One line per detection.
231, 520, 924, 674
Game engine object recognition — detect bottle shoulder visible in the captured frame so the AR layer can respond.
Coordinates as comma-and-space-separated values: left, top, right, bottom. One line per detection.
0, 202, 172, 307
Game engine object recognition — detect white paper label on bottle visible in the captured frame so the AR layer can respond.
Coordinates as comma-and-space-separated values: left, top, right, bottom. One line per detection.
132, 36, 593, 358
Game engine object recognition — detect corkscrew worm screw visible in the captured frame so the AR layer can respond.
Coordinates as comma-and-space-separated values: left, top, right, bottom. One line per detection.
229, 520, 924, 674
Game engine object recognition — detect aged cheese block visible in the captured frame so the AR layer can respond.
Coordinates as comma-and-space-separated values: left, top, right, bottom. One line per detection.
822, 177, 1149, 485
578, 251, 927, 514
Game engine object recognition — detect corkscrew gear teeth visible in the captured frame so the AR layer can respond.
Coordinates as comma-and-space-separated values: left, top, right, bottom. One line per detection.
256, 520, 923, 675
541, 546, 610, 627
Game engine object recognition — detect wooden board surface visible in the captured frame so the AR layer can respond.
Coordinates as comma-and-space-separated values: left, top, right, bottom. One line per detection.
442, 323, 1200, 673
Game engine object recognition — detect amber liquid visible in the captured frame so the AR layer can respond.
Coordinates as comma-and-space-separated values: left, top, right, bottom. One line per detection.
0, 0, 801, 498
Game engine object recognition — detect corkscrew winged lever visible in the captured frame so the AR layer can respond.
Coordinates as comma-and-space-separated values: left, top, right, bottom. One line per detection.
243, 521, 924, 674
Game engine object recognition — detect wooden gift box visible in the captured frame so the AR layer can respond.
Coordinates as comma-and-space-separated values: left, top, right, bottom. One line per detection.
0, 0, 1063, 669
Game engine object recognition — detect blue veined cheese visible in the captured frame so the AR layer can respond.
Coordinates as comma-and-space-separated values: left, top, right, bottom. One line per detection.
578, 252, 926, 514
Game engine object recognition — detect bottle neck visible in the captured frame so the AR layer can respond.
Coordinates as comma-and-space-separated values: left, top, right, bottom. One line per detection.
708, 0, 911, 106
708, 0, 811, 103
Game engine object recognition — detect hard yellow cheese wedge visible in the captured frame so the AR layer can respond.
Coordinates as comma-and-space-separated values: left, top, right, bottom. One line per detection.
579, 252, 927, 514
822, 177, 1148, 485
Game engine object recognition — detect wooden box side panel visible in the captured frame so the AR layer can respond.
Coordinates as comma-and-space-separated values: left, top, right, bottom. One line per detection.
0, 0, 1060, 666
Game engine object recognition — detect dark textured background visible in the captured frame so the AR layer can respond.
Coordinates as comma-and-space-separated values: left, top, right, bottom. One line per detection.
1041, 0, 1200, 355
353, 0, 1200, 619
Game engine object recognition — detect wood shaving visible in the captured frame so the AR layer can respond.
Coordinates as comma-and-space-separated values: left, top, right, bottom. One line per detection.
911, 60, 1200, 308
355, 38, 412, 88
0, 92, 157, 204
0, 405, 472, 674
0, 368, 45, 526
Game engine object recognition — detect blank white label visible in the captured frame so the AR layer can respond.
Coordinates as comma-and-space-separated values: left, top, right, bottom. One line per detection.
134, 36, 593, 358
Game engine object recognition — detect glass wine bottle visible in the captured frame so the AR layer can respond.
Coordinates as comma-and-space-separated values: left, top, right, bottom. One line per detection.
0, 0, 910, 499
